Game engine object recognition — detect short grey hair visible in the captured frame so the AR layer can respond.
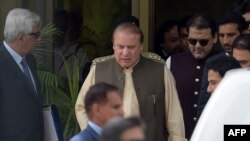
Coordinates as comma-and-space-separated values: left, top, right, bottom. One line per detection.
4, 8, 41, 42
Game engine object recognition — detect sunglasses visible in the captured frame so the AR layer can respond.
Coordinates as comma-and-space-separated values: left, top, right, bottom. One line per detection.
188, 39, 209, 46
28, 31, 41, 39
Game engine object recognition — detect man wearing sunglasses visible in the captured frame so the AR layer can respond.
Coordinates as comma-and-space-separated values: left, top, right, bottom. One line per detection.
166, 14, 221, 140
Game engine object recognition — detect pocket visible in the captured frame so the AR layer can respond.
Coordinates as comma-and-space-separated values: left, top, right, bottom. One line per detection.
145, 94, 157, 117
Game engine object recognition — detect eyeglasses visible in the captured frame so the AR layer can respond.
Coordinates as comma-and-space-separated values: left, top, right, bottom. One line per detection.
28, 31, 41, 39
188, 38, 209, 46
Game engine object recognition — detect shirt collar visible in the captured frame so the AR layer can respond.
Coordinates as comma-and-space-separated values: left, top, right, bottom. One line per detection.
3, 41, 23, 64
88, 121, 102, 135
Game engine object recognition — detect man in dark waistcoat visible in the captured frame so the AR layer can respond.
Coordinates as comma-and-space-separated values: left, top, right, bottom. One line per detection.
75, 22, 186, 141
166, 14, 221, 140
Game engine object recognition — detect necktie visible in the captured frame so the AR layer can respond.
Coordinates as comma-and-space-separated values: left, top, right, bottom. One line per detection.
123, 68, 140, 117
21, 58, 36, 93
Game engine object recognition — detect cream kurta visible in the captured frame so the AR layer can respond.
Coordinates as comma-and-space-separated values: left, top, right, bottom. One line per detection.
75, 65, 186, 141
122, 68, 140, 117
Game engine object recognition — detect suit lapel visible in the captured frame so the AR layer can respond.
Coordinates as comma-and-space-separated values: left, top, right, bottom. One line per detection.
86, 125, 100, 141
0, 45, 38, 100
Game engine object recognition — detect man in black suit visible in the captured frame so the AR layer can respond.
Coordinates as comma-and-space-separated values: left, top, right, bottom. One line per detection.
70, 83, 124, 141
0, 8, 43, 141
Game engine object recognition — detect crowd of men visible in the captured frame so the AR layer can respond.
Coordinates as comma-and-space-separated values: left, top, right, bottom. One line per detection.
1, 0, 250, 141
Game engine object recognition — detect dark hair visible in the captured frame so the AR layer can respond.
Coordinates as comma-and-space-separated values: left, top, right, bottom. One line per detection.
218, 11, 247, 33
232, 34, 250, 51
112, 22, 144, 44
231, 0, 250, 15
84, 83, 119, 115
101, 117, 146, 141
114, 15, 140, 28
154, 19, 179, 56
157, 20, 179, 44
186, 14, 217, 37
53, 10, 69, 32
178, 15, 192, 35
207, 56, 241, 77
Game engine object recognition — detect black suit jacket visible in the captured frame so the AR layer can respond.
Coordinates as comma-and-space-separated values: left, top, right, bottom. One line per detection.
0, 44, 44, 141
